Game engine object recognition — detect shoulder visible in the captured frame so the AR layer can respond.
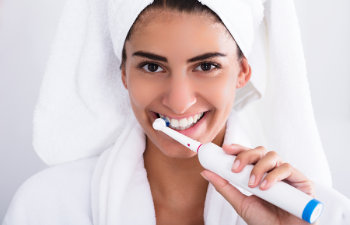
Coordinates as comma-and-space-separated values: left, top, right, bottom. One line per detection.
3, 157, 97, 225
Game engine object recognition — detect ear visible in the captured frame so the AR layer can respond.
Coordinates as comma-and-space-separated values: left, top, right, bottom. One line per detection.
236, 57, 252, 88
121, 64, 128, 89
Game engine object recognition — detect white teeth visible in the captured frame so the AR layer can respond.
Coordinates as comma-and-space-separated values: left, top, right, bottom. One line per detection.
194, 114, 199, 122
188, 116, 194, 124
170, 118, 179, 127
159, 112, 205, 130
179, 118, 187, 127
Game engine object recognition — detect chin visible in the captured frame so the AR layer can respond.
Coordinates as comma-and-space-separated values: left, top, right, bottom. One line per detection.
156, 135, 198, 158
160, 150, 198, 159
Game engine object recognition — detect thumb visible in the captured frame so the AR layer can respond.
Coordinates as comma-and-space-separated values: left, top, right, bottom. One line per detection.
200, 170, 246, 215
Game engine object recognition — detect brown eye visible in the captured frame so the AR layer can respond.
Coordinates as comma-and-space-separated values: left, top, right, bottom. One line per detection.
142, 63, 164, 73
195, 62, 220, 72
201, 63, 212, 71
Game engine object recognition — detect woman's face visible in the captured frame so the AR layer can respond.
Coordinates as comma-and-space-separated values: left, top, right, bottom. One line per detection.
122, 9, 251, 158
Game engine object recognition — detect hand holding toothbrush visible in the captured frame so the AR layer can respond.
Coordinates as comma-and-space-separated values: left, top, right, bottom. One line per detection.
200, 144, 317, 225
153, 118, 323, 224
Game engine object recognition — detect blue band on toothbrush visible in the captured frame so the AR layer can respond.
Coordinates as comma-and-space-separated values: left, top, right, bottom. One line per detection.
302, 199, 322, 223
162, 118, 170, 127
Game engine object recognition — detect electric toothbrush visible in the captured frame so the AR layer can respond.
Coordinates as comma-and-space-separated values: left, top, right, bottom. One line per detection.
152, 118, 323, 224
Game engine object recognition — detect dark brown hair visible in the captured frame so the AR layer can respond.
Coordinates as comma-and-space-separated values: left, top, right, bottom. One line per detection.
120, 0, 243, 69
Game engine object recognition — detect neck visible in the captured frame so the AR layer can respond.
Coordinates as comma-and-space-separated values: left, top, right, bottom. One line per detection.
144, 138, 208, 209
143, 127, 226, 210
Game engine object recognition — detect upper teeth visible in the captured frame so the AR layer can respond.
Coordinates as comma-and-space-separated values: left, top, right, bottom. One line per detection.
159, 112, 204, 130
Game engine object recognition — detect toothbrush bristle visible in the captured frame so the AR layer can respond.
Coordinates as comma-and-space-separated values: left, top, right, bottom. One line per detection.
164, 118, 170, 127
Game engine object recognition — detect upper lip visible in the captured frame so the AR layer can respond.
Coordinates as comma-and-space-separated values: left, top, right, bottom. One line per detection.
153, 111, 207, 120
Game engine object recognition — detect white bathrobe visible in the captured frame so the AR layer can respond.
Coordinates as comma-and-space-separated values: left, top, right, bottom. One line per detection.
3, 110, 350, 225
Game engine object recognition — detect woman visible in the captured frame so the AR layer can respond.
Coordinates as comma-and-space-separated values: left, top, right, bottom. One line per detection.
120, 1, 312, 224
3, 0, 349, 224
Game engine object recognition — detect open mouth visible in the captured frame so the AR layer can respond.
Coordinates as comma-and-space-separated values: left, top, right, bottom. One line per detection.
155, 111, 207, 130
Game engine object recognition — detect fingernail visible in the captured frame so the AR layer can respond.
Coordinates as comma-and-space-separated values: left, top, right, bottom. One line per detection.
248, 174, 255, 186
260, 179, 267, 189
232, 160, 240, 171
200, 172, 208, 181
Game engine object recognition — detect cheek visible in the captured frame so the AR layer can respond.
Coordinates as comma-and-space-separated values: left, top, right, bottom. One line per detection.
198, 74, 237, 110
126, 71, 162, 110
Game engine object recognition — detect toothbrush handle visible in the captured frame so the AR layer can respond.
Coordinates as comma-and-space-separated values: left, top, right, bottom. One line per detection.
198, 143, 323, 224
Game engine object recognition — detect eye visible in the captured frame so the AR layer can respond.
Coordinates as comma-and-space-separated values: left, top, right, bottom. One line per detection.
142, 63, 164, 73
194, 62, 220, 72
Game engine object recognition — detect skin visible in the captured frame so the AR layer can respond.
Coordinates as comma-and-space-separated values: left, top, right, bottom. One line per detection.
121, 9, 315, 225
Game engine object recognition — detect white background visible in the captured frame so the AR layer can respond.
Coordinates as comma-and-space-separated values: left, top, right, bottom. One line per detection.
0, 0, 349, 221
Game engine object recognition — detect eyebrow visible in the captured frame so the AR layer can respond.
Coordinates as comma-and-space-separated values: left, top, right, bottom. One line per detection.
187, 52, 226, 63
132, 51, 226, 63
133, 51, 167, 62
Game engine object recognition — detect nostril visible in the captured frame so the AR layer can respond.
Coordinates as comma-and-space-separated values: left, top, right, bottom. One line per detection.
162, 80, 197, 114
162, 97, 197, 115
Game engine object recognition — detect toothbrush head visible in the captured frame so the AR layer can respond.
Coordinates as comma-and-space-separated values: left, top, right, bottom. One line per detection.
152, 118, 170, 130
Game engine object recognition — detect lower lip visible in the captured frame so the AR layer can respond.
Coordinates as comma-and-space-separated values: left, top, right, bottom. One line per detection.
151, 111, 209, 138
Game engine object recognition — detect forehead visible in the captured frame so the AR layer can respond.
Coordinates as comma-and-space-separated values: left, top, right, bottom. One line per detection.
126, 9, 237, 58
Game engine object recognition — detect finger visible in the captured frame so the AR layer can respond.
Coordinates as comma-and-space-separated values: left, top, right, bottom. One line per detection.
222, 144, 252, 173
261, 165, 315, 196
257, 162, 293, 190
248, 151, 283, 187
258, 162, 314, 196
232, 146, 268, 173
200, 170, 246, 214
222, 143, 250, 155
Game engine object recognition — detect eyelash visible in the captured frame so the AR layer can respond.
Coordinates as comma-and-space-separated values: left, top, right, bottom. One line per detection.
194, 61, 221, 72
137, 61, 222, 73
138, 62, 165, 73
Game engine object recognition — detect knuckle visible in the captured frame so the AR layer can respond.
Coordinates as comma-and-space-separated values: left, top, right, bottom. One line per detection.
216, 181, 232, 194
282, 163, 293, 172
263, 167, 279, 180
256, 146, 268, 158
275, 160, 283, 167
264, 173, 275, 182
221, 182, 231, 191
237, 151, 249, 161
255, 146, 266, 151
266, 151, 278, 158
252, 161, 264, 172
240, 197, 257, 219
234, 154, 243, 162
228, 144, 237, 149
215, 179, 229, 190
257, 150, 266, 159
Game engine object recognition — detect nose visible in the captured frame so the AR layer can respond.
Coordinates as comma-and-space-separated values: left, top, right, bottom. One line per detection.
162, 73, 197, 114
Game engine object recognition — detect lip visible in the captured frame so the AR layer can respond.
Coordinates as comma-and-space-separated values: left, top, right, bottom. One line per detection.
150, 110, 209, 138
